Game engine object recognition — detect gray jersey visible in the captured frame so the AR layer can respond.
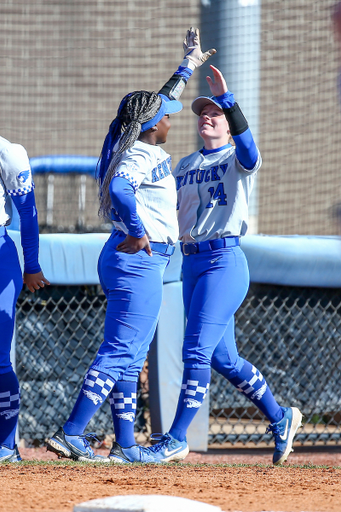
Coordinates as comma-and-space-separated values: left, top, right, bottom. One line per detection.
112, 140, 179, 244
0, 136, 35, 227
173, 145, 261, 243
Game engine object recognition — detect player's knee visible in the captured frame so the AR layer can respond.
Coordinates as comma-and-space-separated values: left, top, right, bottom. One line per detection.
183, 352, 212, 368
182, 337, 214, 367
211, 354, 244, 379
120, 371, 139, 382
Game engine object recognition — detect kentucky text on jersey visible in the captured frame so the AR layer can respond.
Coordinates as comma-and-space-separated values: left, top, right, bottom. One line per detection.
151, 156, 172, 183
176, 163, 229, 190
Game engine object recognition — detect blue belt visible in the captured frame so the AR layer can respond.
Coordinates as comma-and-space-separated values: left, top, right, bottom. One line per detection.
181, 236, 240, 256
0, 226, 7, 237
150, 242, 175, 256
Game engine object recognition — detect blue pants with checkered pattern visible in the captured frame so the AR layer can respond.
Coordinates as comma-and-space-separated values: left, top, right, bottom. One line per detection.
169, 246, 282, 442
64, 230, 170, 437
0, 231, 22, 448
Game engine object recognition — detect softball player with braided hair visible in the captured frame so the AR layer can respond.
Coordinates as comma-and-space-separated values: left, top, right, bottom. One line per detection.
136, 65, 303, 466
47, 28, 216, 463
0, 136, 49, 463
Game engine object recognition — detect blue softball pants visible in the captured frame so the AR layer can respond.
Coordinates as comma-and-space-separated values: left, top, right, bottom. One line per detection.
181, 243, 249, 371
0, 228, 22, 448
91, 230, 170, 382
0, 228, 23, 374
170, 240, 284, 433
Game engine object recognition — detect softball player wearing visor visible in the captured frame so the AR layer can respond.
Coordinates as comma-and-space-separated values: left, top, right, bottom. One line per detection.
47, 28, 216, 463
139, 65, 303, 466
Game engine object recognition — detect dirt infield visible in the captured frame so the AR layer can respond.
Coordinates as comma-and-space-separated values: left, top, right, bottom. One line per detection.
1, 445, 341, 512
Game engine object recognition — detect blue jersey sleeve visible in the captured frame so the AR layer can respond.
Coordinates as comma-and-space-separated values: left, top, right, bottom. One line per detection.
173, 65, 193, 81
11, 190, 41, 274
233, 129, 259, 170
109, 176, 146, 238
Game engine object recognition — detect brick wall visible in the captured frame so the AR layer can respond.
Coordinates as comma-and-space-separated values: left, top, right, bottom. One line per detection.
258, 0, 341, 235
1, 0, 201, 231
1, 0, 340, 235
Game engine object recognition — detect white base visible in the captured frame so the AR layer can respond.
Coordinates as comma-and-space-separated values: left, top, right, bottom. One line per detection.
74, 495, 222, 512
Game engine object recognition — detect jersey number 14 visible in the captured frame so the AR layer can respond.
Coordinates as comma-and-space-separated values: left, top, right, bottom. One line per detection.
206, 183, 227, 208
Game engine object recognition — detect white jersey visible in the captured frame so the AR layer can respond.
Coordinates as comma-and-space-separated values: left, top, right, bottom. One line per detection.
173, 145, 262, 243
0, 136, 35, 227
112, 140, 179, 244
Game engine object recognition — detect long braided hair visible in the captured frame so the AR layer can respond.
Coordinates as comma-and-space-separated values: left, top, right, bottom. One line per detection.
97, 90, 162, 219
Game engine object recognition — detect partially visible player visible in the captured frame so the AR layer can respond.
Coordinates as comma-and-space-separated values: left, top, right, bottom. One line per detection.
135, 65, 303, 466
46, 28, 216, 462
0, 136, 50, 462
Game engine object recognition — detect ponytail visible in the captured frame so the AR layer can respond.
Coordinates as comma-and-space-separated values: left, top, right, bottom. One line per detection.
97, 91, 162, 219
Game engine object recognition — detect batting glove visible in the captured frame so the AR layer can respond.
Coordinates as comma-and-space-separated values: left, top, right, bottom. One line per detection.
182, 27, 216, 71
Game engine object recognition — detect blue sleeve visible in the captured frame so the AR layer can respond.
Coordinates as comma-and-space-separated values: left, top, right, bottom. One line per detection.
173, 66, 193, 81
233, 128, 259, 170
11, 190, 41, 274
109, 176, 146, 238
215, 91, 236, 108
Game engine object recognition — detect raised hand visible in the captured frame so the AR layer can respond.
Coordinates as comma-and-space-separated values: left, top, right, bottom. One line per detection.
206, 65, 228, 97
183, 27, 216, 70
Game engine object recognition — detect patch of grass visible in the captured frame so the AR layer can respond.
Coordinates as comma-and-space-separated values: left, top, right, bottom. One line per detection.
1, 460, 340, 470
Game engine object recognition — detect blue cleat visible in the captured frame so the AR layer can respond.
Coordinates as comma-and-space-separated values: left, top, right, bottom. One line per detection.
267, 407, 303, 465
140, 433, 189, 463
46, 427, 109, 462
109, 433, 189, 464
108, 442, 155, 463
0, 445, 21, 463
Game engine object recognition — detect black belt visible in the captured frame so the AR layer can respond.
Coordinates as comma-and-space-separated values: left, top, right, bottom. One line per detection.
181, 236, 240, 256
149, 242, 175, 256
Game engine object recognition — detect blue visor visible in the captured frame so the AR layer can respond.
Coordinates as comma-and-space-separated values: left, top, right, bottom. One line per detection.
141, 94, 183, 132
160, 94, 183, 115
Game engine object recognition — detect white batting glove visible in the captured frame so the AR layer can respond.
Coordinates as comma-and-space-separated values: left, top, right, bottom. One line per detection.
182, 27, 216, 71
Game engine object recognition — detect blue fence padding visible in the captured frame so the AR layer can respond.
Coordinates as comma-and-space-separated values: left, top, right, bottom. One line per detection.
241, 234, 341, 288
7, 231, 182, 285
7, 231, 341, 288
30, 155, 98, 176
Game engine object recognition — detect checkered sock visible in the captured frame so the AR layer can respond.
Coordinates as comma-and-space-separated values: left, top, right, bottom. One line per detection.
0, 370, 20, 449
169, 368, 211, 442
64, 369, 115, 435
228, 360, 283, 423
109, 380, 137, 448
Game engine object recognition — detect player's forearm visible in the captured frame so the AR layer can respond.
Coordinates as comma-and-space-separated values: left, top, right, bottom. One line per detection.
12, 191, 41, 274
214, 91, 249, 136
109, 177, 146, 238
158, 66, 193, 101
214, 92, 258, 169
233, 129, 259, 170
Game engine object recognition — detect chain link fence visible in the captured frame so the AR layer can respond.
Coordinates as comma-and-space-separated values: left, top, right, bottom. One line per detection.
210, 284, 341, 446
16, 282, 341, 447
